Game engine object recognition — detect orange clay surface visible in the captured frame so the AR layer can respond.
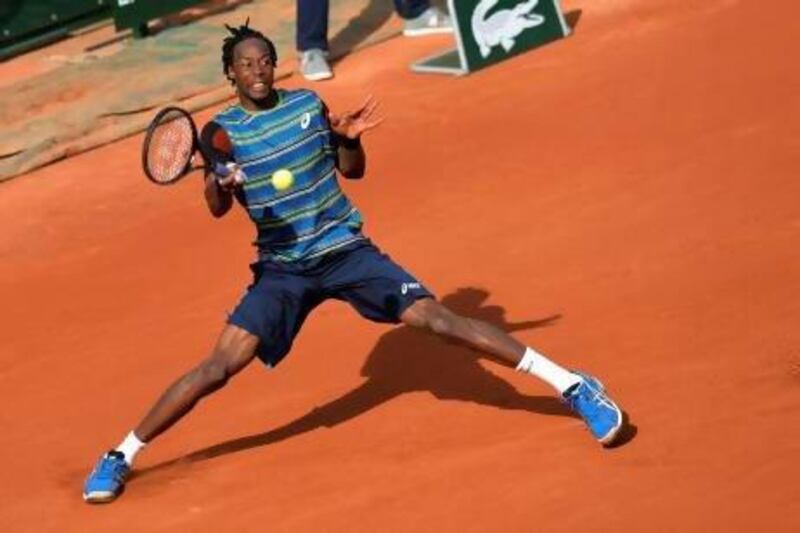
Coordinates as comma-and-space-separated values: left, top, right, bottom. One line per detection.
1, 1, 799, 531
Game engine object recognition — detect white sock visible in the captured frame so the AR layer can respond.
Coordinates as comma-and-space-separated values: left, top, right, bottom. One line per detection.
115, 431, 146, 466
516, 347, 581, 394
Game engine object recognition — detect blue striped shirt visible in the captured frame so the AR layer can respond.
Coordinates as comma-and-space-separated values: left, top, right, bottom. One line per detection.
212, 89, 364, 262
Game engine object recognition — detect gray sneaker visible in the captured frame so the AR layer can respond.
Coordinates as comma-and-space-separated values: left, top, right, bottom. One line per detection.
403, 6, 453, 37
299, 49, 333, 81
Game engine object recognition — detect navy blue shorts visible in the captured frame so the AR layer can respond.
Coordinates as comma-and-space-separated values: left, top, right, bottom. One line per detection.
228, 241, 433, 367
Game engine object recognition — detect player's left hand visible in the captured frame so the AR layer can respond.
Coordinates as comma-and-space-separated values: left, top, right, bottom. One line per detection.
329, 95, 383, 140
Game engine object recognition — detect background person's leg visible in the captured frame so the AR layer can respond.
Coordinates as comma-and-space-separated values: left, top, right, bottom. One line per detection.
397, 0, 453, 36
297, 0, 329, 52
297, 0, 333, 80
392, 0, 431, 20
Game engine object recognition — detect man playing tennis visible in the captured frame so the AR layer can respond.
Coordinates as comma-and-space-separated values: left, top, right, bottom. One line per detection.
84, 22, 625, 503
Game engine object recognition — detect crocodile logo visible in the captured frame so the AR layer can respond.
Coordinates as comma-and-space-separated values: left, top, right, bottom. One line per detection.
471, 0, 546, 58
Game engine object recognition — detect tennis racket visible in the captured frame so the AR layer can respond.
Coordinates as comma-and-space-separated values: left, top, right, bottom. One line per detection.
141, 106, 233, 185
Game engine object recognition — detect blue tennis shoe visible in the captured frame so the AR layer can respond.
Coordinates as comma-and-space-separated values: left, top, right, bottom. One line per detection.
564, 371, 623, 445
83, 450, 130, 503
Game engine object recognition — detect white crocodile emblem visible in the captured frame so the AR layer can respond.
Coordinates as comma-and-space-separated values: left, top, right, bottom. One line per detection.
471, 0, 546, 58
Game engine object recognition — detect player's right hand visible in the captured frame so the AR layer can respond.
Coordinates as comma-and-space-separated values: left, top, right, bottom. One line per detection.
215, 162, 246, 191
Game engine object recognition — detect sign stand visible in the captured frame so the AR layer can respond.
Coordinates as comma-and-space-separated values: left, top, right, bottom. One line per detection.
411, 0, 571, 76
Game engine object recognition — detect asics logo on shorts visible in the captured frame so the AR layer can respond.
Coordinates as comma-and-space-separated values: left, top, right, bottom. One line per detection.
401, 282, 421, 295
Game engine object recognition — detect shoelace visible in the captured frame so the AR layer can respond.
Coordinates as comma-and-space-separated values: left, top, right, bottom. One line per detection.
96, 454, 127, 480
584, 382, 617, 411
302, 51, 324, 65
568, 380, 616, 414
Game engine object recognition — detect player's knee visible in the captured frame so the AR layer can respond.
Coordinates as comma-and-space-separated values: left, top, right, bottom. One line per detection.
197, 358, 231, 390
423, 306, 459, 336
402, 299, 459, 336
427, 313, 455, 336
199, 327, 258, 390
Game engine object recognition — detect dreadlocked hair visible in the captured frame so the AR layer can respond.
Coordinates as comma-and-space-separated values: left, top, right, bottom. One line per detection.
221, 18, 277, 84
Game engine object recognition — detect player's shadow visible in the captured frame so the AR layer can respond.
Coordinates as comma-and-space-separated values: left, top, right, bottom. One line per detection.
136, 288, 579, 478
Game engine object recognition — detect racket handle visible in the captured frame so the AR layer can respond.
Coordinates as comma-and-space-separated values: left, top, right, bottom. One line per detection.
213, 161, 247, 185
213, 161, 231, 177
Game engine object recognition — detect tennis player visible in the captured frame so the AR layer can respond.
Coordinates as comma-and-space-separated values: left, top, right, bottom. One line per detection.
83, 22, 624, 503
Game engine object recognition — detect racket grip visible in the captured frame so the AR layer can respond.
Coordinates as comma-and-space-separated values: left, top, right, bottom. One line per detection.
213, 161, 231, 177
213, 161, 247, 185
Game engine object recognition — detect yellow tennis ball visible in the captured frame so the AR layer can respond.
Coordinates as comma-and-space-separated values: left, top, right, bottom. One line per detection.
271, 169, 294, 191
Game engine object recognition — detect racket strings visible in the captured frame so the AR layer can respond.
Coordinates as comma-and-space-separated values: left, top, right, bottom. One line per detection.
146, 111, 195, 183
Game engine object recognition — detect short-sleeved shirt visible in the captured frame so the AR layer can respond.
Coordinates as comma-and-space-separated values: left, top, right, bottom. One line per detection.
204, 88, 366, 262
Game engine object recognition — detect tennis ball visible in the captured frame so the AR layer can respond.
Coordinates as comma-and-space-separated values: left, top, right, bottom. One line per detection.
272, 169, 294, 191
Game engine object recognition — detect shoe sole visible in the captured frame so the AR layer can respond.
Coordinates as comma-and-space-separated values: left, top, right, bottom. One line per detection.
598, 404, 623, 446
83, 490, 119, 503
301, 71, 334, 81
403, 27, 455, 37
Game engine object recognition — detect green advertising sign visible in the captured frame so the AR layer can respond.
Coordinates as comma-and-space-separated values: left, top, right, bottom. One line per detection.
412, 0, 571, 75
1, 0, 112, 59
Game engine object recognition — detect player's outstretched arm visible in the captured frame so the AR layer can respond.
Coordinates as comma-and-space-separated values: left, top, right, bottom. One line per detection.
329, 95, 383, 179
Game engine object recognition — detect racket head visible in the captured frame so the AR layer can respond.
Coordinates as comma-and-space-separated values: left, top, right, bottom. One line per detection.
141, 106, 199, 185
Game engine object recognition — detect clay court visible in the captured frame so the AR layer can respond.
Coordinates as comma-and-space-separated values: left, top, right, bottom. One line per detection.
1, 0, 798, 530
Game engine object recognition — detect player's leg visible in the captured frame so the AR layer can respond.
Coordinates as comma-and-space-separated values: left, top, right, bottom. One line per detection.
84, 262, 319, 503
133, 324, 260, 443
325, 242, 623, 445
399, 298, 577, 387
83, 324, 259, 503
400, 298, 623, 444
323, 242, 578, 392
